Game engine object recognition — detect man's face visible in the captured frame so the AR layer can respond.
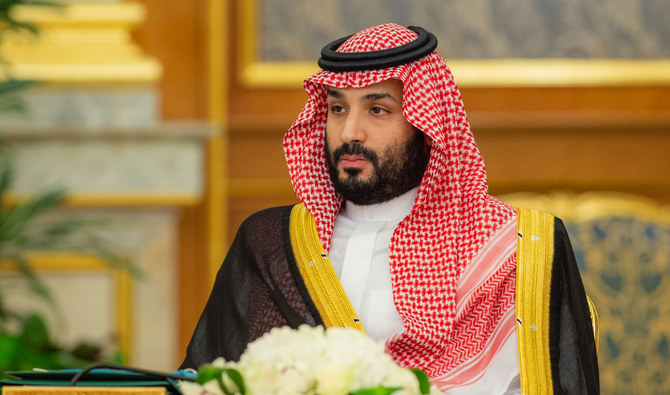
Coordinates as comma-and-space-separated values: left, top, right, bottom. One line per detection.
324, 79, 430, 205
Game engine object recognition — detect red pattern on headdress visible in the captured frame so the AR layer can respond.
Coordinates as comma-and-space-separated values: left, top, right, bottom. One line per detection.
284, 23, 516, 377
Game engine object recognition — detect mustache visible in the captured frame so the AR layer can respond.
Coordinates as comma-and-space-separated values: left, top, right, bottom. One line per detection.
332, 143, 379, 164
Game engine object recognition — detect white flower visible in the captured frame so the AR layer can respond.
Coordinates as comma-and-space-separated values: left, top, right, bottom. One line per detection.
180, 325, 437, 395
315, 361, 352, 395
180, 380, 226, 395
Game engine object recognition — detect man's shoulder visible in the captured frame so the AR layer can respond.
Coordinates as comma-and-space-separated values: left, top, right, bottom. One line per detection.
237, 204, 298, 233
227, 205, 299, 250
513, 207, 567, 231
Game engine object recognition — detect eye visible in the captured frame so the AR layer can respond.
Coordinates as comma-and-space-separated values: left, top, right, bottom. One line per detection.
330, 104, 346, 114
370, 106, 389, 115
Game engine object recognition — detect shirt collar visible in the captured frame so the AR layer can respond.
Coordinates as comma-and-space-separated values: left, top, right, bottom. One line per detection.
343, 187, 419, 222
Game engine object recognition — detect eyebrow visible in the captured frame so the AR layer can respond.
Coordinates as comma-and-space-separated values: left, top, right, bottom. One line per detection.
363, 92, 396, 102
326, 89, 343, 98
326, 89, 398, 102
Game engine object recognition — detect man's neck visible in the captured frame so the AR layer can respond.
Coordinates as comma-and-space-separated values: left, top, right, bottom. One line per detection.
342, 187, 419, 222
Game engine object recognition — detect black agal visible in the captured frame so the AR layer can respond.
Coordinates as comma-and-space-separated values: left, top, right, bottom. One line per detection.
317, 26, 438, 72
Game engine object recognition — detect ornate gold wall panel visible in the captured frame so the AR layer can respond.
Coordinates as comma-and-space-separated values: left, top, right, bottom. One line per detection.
237, 0, 670, 87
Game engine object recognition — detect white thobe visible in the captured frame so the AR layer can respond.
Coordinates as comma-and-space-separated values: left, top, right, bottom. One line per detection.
327, 187, 520, 394
328, 188, 417, 341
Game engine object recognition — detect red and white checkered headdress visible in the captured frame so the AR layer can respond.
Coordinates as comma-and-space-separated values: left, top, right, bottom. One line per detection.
284, 23, 516, 377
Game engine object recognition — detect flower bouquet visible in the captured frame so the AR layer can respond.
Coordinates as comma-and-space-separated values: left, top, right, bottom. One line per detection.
180, 325, 441, 395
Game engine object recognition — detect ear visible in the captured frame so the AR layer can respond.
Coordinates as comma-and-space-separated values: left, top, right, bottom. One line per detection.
423, 134, 433, 147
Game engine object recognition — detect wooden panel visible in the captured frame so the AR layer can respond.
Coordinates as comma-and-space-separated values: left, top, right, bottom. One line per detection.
461, 86, 670, 114
227, 122, 670, 229
177, 204, 211, 359
228, 85, 670, 132
228, 132, 291, 179
131, 0, 214, 365
132, 0, 209, 120
478, 126, 670, 198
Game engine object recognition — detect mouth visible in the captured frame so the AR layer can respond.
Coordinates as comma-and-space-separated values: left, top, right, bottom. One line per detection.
339, 155, 369, 168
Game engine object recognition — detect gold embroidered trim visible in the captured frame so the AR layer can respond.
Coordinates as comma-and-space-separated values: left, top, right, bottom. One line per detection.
586, 296, 600, 355
516, 208, 555, 395
289, 204, 366, 333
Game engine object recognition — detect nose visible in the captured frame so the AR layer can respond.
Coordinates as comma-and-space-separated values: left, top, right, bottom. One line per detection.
339, 111, 366, 144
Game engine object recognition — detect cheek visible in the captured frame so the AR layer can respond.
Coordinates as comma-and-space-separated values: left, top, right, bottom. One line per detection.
324, 128, 333, 145
325, 116, 345, 141
388, 119, 417, 145
324, 130, 338, 158
325, 119, 340, 143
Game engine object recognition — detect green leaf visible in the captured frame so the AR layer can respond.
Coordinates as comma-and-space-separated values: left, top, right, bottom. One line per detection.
0, 99, 27, 115
0, 142, 14, 200
0, 189, 66, 243
70, 341, 102, 362
0, 332, 20, 370
0, 80, 33, 115
410, 368, 431, 395
2, 255, 57, 310
0, 80, 33, 94
106, 349, 124, 365
0, 0, 131, 374
0, 0, 63, 34
196, 364, 246, 395
222, 368, 246, 394
54, 349, 90, 369
3, 19, 39, 35
197, 364, 225, 385
22, 0, 63, 6
0, 2, 17, 15
350, 387, 402, 395
10, 313, 66, 371
19, 313, 51, 349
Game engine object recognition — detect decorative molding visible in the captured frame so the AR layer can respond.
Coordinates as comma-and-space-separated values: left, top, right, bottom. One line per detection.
1, 2, 162, 83
9, 3, 147, 25
239, 59, 670, 88
448, 59, 670, 88
0, 120, 217, 139
237, 1, 670, 88
1, 63, 162, 84
4, 192, 202, 207
207, 0, 229, 284
500, 191, 670, 223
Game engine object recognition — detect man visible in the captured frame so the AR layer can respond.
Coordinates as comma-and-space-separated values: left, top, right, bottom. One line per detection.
182, 24, 599, 394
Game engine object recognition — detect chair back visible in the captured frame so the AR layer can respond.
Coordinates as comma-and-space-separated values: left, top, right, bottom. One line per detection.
501, 191, 670, 395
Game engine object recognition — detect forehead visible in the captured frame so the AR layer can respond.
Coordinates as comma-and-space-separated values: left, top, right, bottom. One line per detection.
325, 78, 404, 100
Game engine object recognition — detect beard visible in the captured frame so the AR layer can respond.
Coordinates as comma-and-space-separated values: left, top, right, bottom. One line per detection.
325, 130, 430, 205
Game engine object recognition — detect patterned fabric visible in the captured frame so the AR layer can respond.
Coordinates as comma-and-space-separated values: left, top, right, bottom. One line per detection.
431, 218, 517, 389
283, 23, 517, 381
